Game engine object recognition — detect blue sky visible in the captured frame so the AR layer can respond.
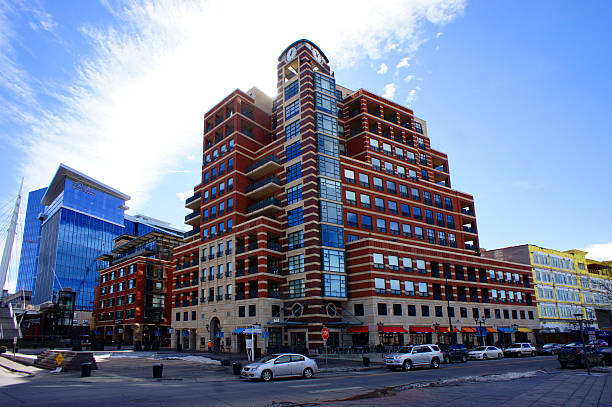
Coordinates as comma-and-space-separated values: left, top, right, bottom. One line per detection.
1, 0, 611, 291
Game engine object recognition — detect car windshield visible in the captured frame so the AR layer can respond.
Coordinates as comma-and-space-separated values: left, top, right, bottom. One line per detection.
396, 347, 413, 353
257, 354, 280, 363
473, 347, 487, 351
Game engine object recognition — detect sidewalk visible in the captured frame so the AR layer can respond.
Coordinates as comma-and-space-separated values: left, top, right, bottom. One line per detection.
312, 369, 611, 407
0, 355, 42, 375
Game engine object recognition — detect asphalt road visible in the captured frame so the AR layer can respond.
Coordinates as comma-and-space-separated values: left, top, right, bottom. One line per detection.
0, 355, 562, 407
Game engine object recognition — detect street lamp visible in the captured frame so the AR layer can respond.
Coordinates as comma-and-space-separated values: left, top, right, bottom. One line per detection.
444, 271, 455, 344
432, 322, 440, 345
573, 313, 594, 375
474, 317, 487, 346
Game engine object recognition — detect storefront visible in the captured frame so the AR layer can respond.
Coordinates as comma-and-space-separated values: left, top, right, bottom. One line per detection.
433, 327, 460, 344
378, 325, 407, 345
409, 326, 434, 344
461, 327, 476, 347
347, 326, 369, 346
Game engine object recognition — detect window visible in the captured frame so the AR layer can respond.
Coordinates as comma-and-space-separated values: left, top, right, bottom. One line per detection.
354, 304, 364, 316
388, 201, 398, 214
287, 162, 302, 182
408, 304, 416, 316
288, 230, 304, 250
372, 157, 381, 170
386, 181, 397, 194
287, 184, 302, 204
318, 156, 340, 178
322, 249, 345, 272
411, 187, 420, 200
345, 190, 357, 205
472, 308, 479, 318
286, 141, 301, 161
288, 254, 304, 274
287, 207, 303, 226
413, 207, 422, 220
402, 224, 412, 238
421, 305, 430, 317
322, 224, 344, 248
346, 212, 358, 227
369, 138, 380, 151
418, 282, 428, 296
344, 169, 355, 183
389, 221, 399, 235
393, 303, 403, 316
285, 100, 300, 120
435, 306, 443, 317
376, 218, 386, 233
361, 215, 373, 230
405, 281, 415, 295
416, 259, 427, 273
423, 191, 432, 205
315, 92, 337, 114
318, 134, 339, 157
249, 304, 256, 317
314, 72, 335, 93
286, 120, 300, 140
377, 303, 388, 315
320, 200, 343, 224
360, 194, 371, 208
176, 312, 180, 321
373, 177, 383, 191
503, 309, 510, 319
373, 253, 384, 268
375, 197, 385, 211
421, 169, 429, 180
384, 162, 394, 174
444, 197, 453, 210
316, 113, 338, 136
401, 203, 410, 217
375, 278, 386, 294
238, 306, 245, 317
460, 307, 468, 318
319, 178, 342, 201
323, 274, 346, 297
415, 226, 424, 239
289, 279, 306, 298
359, 173, 369, 187
285, 80, 299, 100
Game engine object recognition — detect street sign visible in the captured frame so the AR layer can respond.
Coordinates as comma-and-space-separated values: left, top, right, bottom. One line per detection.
321, 327, 329, 340
55, 353, 64, 366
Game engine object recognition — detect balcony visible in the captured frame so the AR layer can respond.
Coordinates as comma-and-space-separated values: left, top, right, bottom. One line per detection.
225, 293, 232, 300
185, 210, 200, 225
267, 266, 281, 275
246, 176, 282, 199
184, 227, 200, 238
248, 291, 259, 299
268, 291, 283, 299
463, 226, 477, 234
246, 197, 282, 218
216, 295, 223, 301
208, 295, 214, 302
235, 292, 245, 300
246, 155, 282, 179
236, 268, 245, 277
267, 241, 282, 252
462, 208, 475, 216
185, 191, 201, 209
248, 266, 258, 275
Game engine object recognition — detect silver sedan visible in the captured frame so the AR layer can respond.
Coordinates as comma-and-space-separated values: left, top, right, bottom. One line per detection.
468, 346, 503, 360
241, 353, 318, 382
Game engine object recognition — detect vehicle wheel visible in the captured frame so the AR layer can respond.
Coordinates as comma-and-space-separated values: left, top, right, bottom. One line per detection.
531, 352, 536, 357
517, 352, 523, 358
483, 354, 488, 360
403, 360, 413, 371
431, 358, 440, 369
444, 356, 450, 364
497, 353, 503, 359
461, 355, 467, 363
560, 362, 567, 369
303, 368, 314, 379
261, 370, 273, 382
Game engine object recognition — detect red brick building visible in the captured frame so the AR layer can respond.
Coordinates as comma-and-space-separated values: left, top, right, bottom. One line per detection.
172, 40, 538, 353
93, 231, 183, 347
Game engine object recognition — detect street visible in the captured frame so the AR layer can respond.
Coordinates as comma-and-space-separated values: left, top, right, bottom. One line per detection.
3, 354, 608, 407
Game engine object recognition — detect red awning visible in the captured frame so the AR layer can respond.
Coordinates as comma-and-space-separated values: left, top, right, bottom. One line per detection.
378, 325, 408, 333
437, 327, 449, 333
347, 326, 369, 333
409, 326, 435, 333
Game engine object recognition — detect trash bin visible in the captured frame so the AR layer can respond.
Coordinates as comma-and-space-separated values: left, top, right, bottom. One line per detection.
152, 364, 163, 378
232, 362, 242, 375
176, 343, 182, 352
362, 356, 370, 367
81, 362, 92, 377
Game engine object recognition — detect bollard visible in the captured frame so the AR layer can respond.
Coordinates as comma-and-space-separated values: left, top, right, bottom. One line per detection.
81, 362, 92, 377
362, 356, 370, 367
153, 364, 163, 378
232, 362, 242, 375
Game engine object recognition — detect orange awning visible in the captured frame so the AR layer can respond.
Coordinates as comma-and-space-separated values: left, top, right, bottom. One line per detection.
461, 327, 476, 333
486, 327, 497, 333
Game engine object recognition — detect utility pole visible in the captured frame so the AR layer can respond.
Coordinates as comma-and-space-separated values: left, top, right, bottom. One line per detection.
0, 179, 23, 291
574, 313, 591, 375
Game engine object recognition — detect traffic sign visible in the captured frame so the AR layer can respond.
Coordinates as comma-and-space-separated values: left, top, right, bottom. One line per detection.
55, 353, 64, 366
321, 327, 329, 340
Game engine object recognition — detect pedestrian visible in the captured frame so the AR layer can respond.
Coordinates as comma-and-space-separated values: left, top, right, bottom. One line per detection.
208, 340, 212, 352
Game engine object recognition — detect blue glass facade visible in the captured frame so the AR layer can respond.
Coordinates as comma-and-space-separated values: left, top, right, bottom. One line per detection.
16, 188, 48, 293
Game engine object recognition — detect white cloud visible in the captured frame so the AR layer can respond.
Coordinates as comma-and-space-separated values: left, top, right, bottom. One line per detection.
404, 75, 416, 82
176, 190, 192, 202
396, 57, 411, 69
376, 63, 388, 74
579, 243, 612, 262
2, 0, 466, 212
382, 83, 397, 100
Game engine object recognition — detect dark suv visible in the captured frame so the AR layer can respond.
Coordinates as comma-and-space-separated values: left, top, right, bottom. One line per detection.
440, 343, 469, 363
558, 345, 603, 368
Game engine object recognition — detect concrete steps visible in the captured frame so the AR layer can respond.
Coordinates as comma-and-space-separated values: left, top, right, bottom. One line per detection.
34, 350, 98, 371
0, 307, 19, 340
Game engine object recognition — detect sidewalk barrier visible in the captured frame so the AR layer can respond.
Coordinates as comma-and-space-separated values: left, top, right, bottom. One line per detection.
80, 362, 92, 377
232, 362, 242, 375
152, 364, 163, 378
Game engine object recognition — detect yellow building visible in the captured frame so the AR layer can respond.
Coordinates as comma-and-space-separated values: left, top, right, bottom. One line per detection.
484, 245, 612, 334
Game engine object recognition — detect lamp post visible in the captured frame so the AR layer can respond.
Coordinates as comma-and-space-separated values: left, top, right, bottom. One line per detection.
444, 272, 455, 344
474, 317, 487, 346
432, 322, 440, 345
573, 313, 593, 375
377, 322, 384, 353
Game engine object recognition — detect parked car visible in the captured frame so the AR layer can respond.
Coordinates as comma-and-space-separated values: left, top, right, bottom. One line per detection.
588, 339, 609, 348
597, 347, 612, 365
468, 346, 503, 360
240, 353, 318, 381
538, 343, 563, 355
440, 343, 469, 364
504, 343, 537, 357
385, 344, 443, 370
558, 345, 604, 369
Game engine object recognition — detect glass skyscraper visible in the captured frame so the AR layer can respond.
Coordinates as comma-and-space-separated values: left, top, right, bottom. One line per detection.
16, 187, 48, 293
31, 165, 131, 311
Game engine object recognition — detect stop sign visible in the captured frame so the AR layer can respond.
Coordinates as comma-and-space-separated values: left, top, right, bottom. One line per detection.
322, 327, 329, 340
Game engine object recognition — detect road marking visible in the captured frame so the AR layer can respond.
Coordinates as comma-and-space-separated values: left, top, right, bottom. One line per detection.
289, 383, 324, 388
309, 386, 363, 394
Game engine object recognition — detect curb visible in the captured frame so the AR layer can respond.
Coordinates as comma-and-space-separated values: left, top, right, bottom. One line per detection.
0, 360, 34, 376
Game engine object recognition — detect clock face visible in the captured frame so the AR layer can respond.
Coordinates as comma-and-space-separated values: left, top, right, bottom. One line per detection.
286, 47, 297, 62
312, 48, 323, 64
